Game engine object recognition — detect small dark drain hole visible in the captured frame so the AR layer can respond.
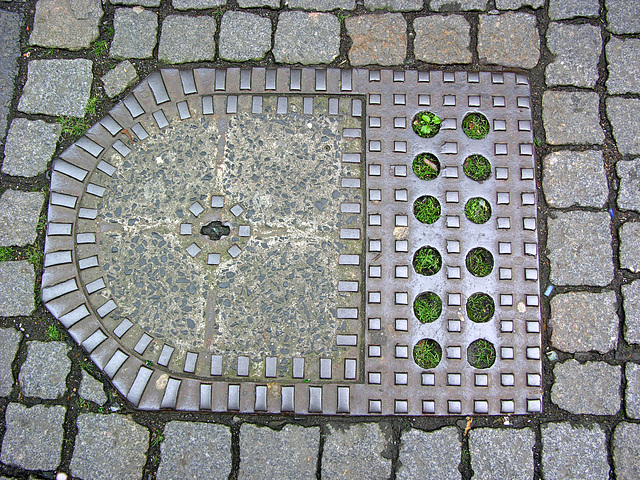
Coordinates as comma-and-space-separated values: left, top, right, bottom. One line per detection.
200, 221, 230, 241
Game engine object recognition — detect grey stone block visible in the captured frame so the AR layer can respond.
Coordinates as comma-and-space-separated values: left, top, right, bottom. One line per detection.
626, 363, 640, 418
274, 12, 340, 64
365, 0, 421, 10
238, 0, 278, 7
606, 0, 640, 34
287, 0, 355, 10
0, 327, 22, 396
542, 150, 608, 208
549, 0, 599, 19
546, 23, 601, 88
431, 0, 487, 10
111, 0, 160, 5
322, 424, 392, 480
607, 38, 640, 94
19, 341, 70, 400
29, 0, 103, 50
101, 60, 139, 98
110, 8, 158, 59
543, 91, 604, 145
495, 0, 543, 8
622, 280, 640, 344
552, 360, 621, 415
159, 15, 216, 64
608, 98, 640, 155
414, 15, 471, 65
18, 59, 93, 117
549, 291, 618, 353
0, 261, 35, 317
0, 189, 44, 247
397, 427, 460, 480
2, 118, 61, 177
614, 422, 640, 479
157, 422, 231, 480
542, 423, 609, 480
478, 12, 539, 69
469, 428, 534, 480
80, 370, 107, 405
219, 12, 272, 62
239, 424, 319, 480
346, 14, 406, 66
0, 12, 22, 140
0, 403, 65, 471
173, 0, 226, 8
71, 414, 149, 480
547, 211, 613, 287
620, 223, 640, 273
618, 159, 640, 212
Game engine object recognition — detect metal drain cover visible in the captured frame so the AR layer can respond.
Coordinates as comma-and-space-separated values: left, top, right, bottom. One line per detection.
43, 68, 542, 415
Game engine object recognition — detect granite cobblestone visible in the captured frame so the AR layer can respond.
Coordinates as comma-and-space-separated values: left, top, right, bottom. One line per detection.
346, 13, 407, 66
274, 11, 340, 64
111, 8, 158, 60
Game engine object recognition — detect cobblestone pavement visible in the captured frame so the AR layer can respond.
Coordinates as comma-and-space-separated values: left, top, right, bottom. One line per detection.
0, 0, 638, 478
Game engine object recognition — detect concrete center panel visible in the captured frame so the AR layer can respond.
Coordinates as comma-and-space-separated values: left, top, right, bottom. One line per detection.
43, 67, 541, 415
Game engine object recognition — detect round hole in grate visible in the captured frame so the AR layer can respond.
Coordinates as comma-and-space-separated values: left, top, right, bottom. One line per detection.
412, 111, 442, 138
465, 197, 492, 224
466, 293, 495, 323
465, 247, 494, 277
463, 154, 492, 182
413, 292, 442, 323
413, 195, 441, 224
467, 338, 496, 369
412, 153, 440, 180
413, 338, 442, 369
462, 112, 490, 140
413, 246, 442, 276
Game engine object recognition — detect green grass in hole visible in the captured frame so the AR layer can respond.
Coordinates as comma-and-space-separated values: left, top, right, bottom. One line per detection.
465, 197, 491, 224
0, 247, 16, 262
412, 153, 440, 180
414, 292, 442, 323
412, 111, 441, 138
466, 293, 495, 323
413, 196, 441, 224
46, 324, 61, 341
462, 112, 490, 139
413, 246, 442, 276
413, 339, 442, 369
463, 154, 491, 181
469, 339, 496, 369
466, 247, 493, 277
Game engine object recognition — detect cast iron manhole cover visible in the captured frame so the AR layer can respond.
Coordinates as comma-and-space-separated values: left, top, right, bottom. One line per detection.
42, 68, 542, 415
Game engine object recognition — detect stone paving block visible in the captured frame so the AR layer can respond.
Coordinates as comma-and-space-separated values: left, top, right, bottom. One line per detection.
238, 424, 319, 480
542, 423, 609, 480
552, 360, 621, 415
549, 291, 618, 353
618, 159, 640, 212
18, 59, 93, 117
626, 363, 640, 418
0, 12, 22, 140
547, 211, 613, 287
397, 427, 460, 480
2, 118, 61, 177
543, 91, 604, 145
549, 0, 600, 19
71, 414, 149, 480
273, 12, 340, 64
542, 150, 608, 208
158, 15, 216, 64
0, 190, 44, 247
110, 8, 158, 59
0, 403, 65, 471
477, 12, 539, 69
111, 0, 160, 5
346, 14, 406, 66
29, 0, 102, 50
80, 370, 107, 405
607, 38, 640, 94
0, 327, 22, 396
614, 422, 640, 479
431, 0, 487, 10
620, 223, 640, 273
622, 280, 640, 344
101, 60, 138, 98
287, 0, 356, 10
19, 341, 71, 399
364, 0, 422, 10
322, 424, 392, 480
0, 261, 35, 317
608, 98, 640, 155
219, 12, 272, 62
238, 0, 278, 7
606, 0, 640, 34
173, 0, 226, 8
469, 428, 534, 480
157, 422, 231, 480
413, 15, 471, 65
546, 23, 601, 88
495, 0, 543, 8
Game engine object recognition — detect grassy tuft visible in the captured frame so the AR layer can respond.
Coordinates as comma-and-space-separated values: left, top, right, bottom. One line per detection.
468, 339, 496, 369
92, 40, 109, 57
413, 339, 442, 369
0, 246, 16, 262
412, 111, 441, 138
413, 196, 441, 224
465, 197, 491, 224
413, 246, 442, 276
462, 112, 490, 139
57, 116, 88, 137
412, 153, 440, 180
24, 244, 43, 269
46, 324, 62, 341
463, 155, 491, 181
465, 247, 494, 277
413, 292, 442, 323
85, 96, 100, 116
466, 293, 495, 323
